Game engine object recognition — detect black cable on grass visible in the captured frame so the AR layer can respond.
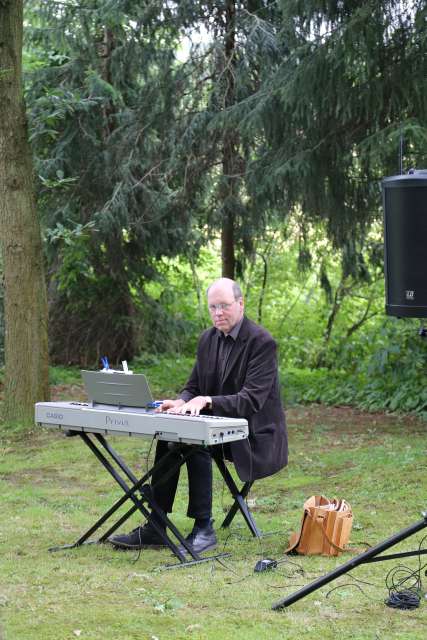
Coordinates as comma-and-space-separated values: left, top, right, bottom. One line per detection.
325, 580, 379, 602
384, 563, 424, 611
324, 536, 427, 609
385, 589, 421, 610
384, 534, 427, 611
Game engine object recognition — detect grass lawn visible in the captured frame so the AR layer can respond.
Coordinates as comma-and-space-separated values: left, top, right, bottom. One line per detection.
0, 380, 426, 639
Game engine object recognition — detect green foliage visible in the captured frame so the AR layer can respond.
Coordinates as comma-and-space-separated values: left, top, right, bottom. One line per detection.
246, 0, 427, 274
18, 1, 427, 409
25, 0, 206, 363
234, 222, 426, 416
136, 297, 199, 358
132, 353, 194, 398
123, 228, 426, 417
282, 319, 427, 416
354, 319, 427, 414
48, 366, 82, 386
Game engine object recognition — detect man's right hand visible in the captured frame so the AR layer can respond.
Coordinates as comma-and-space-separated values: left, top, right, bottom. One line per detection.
156, 398, 185, 413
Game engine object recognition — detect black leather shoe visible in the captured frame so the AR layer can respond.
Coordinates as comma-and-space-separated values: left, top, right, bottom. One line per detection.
108, 522, 167, 550
180, 522, 217, 554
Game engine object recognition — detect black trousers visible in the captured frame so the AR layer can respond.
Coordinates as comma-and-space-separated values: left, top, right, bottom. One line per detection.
151, 440, 213, 520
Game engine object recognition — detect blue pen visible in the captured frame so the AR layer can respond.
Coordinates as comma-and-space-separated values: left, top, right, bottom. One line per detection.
147, 400, 164, 409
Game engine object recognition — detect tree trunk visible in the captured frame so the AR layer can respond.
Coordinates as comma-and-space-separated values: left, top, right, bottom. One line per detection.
97, 28, 137, 361
221, 0, 237, 280
0, 0, 50, 424
221, 209, 235, 279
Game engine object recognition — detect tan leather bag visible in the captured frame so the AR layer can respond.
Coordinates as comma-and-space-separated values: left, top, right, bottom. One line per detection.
287, 495, 353, 556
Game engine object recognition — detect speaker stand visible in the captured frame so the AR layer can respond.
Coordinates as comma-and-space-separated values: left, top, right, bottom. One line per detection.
272, 510, 427, 610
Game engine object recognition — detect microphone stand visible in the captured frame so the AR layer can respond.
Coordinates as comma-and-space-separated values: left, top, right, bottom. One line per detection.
272, 511, 427, 610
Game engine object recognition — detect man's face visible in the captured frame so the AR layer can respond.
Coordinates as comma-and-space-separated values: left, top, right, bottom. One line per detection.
207, 283, 244, 334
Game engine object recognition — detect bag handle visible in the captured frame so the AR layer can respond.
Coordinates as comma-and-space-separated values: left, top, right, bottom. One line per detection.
305, 509, 347, 553
285, 510, 308, 554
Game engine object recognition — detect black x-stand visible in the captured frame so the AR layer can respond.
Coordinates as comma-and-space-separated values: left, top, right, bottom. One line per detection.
47, 429, 262, 569
272, 511, 427, 609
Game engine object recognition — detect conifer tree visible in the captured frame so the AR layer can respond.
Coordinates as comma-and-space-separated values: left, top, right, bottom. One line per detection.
26, 1, 199, 363
254, 0, 427, 274
170, 1, 286, 278
25, 0, 286, 361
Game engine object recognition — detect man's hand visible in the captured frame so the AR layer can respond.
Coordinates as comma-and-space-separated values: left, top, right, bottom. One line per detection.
171, 396, 210, 416
156, 399, 185, 413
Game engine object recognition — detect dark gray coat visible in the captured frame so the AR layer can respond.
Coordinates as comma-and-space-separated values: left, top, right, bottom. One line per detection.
181, 316, 288, 481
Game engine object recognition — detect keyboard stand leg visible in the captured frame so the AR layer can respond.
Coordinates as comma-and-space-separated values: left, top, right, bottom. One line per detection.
221, 481, 253, 527
95, 434, 139, 485
98, 483, 201, 563
49, 433, 157, 551
211, 451, 262, 538
49, 435, 210, 564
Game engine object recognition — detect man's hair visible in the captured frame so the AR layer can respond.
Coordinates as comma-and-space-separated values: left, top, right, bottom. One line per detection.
232, 281, 243, 300
206, 278, 243, 300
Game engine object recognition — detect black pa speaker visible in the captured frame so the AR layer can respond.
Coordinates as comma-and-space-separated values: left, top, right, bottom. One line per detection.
382, 170, 427, 318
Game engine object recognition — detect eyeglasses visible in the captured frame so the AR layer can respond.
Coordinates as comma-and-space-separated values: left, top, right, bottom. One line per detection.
208, 302, 235, 313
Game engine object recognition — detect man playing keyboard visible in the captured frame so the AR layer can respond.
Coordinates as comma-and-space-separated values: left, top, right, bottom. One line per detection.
109, 277, 288, 553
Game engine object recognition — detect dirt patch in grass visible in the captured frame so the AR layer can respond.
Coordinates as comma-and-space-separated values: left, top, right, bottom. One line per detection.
288, 403, 426, 434
2, 466, 75, 487
286, 404, 426, 453
288, 404, 425, 430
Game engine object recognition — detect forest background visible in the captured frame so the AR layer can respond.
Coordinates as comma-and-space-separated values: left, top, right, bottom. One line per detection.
0, 0, 427, 424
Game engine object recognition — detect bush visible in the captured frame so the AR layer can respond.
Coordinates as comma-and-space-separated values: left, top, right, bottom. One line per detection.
281, 320, 427, 417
